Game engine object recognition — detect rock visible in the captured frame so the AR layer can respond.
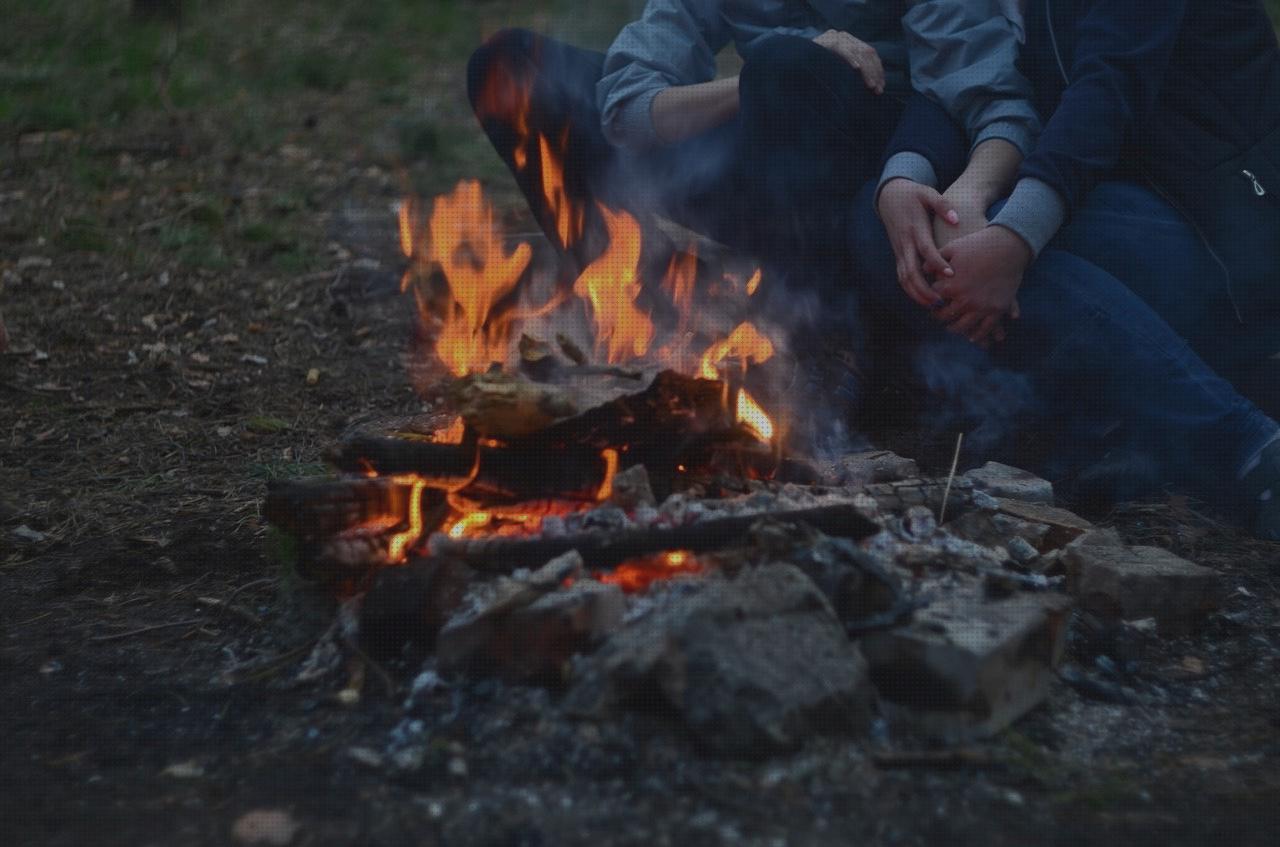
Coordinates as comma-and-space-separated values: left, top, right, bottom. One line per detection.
437, 554, 622, 684
1006, 536, 1040, 566
359, 557, 474, 659
608, 464, 656, 509
565, 564, 872, 755
963, 462, 1054, 504
827, 450, 920, 486
1063, 531, 1223, 634
232, 809, 301, 846
946, 510, 1050, 551
995, 498, 1094, 551
861, 588, 1073, 742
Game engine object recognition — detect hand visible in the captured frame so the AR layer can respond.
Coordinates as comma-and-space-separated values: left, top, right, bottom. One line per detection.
933, 226, 1033, 348
934, 186, 990, 252
813, 30, 884, 94
877, 178, 960, 308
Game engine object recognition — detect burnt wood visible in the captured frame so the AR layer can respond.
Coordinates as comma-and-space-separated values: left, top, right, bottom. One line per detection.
427, 501, 879, 572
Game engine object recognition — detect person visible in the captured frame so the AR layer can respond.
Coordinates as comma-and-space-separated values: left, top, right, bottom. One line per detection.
465, 1, 1034, 276
858, 0, 1280, 538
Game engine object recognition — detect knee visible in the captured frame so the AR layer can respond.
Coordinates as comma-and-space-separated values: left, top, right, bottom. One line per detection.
467, 28, 537, 117
740, 34, 870, 109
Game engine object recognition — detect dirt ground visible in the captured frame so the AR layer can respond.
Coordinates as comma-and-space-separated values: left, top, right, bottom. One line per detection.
3, 3, 1280, 846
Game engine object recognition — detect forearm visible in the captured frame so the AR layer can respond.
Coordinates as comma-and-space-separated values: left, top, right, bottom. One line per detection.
945, 138, 1022, 210
650, 76, 740, 144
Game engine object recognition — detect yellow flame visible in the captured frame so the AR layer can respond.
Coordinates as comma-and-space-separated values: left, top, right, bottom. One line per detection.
428, 180, 532, 376
447, 511, 492, 539
745, 268, 762, 296
387, 476, 427, 561
538, 132, 584, 249
737, 389, 774, 443
572, 205, 654, 363
699, 321, 775, 379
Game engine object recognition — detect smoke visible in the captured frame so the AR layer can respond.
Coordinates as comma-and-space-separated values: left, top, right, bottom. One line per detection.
914, 337, 1038, 456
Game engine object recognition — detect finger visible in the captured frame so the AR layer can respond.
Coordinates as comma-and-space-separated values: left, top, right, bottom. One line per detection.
898, 251, 936, 308
973, 314, 1004, 347
915, 227, 953, 279
922, 189, 960, 226
858, 47, 885, 93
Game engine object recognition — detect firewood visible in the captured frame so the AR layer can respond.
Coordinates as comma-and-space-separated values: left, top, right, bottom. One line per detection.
450, 371, 578, 437
426, 501, 879, 573
263, 476, 440, 539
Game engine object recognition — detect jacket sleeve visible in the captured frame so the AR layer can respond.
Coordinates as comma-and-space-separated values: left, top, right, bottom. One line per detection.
596, 0, 732, 151
902, 0, 1041, 156
1016, 0, 1189, 213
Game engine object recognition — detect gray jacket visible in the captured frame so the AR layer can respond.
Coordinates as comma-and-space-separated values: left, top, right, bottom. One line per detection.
598, 0, 1039, 159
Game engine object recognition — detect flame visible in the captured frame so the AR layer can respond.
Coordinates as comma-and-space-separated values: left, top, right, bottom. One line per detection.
699, 321, 775, 379
736, 389, 774, 442
428, 180, 532, 376
474, 57, 532, 171
745, 268, 762, 296
572, 205, 653, 363
387, 476, 427, 561
596, 448, 619, 501
662, 248, 697, 319
447, 511, 492, 539
538, 132, 584, 249
598, 550, 701, 593
432, 416, 466, 444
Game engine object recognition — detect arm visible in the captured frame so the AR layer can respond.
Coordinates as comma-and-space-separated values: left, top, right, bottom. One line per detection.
651, 76, 740, 144
596, 0, 731, 151
993, 0, 1190, 254
935, 137, 1022, 246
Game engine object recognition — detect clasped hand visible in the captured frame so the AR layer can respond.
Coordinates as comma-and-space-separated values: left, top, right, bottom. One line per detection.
877, 180, 1031, 348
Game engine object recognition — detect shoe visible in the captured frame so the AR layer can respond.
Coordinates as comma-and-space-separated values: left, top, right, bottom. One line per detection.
1241, 437, 1280, 541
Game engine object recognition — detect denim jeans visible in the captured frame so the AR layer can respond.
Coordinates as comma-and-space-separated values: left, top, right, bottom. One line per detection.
848, 179, 1280, 501
1052, 180, 1280, 413
466, 30, 910, 272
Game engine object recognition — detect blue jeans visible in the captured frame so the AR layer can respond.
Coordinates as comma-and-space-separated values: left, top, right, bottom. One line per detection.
848, 179, 1279, 501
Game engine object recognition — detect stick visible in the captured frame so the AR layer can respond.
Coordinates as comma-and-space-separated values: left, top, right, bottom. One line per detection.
427, 501, 879, 573
91, 618, 205, 642
938, 432, 964, 524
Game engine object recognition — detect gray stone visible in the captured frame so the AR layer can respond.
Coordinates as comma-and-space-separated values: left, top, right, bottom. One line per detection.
828, 451, 920, 486
963, 462, 1055, 504
565, 564, 871, 755
861, 588, 1073, 742
607, 464, 656, 509
946, 510, 1051, 551
1063, 531, 1223, 634
995, 498, 1094, 551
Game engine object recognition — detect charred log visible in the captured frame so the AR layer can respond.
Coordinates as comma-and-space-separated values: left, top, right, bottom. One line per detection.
427, 501, 879, 573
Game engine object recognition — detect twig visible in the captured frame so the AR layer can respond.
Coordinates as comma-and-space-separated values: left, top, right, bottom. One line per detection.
938, 432, 964, 524
91, 618, 204, 642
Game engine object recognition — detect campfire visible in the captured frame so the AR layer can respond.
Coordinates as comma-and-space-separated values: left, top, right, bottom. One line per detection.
259, 86, 1226, 755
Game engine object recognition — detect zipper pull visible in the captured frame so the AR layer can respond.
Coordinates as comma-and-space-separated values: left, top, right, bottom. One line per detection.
1243, 169, 1266, 196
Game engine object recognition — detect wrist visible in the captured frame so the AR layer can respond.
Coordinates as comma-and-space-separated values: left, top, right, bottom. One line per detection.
989, 224, 1034, 267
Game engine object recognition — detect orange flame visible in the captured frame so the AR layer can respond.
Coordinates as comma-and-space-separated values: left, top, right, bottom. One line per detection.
745, 268, 762, 296
662, 248, 697, 319
387, 476, 427, 561
736, 389, 774, 442
572, 205, 653, 363
598, 550, 701, 593
432, 416, 466, 444
428, 180, 532, 376
596, 448, 619, 501
474, 59, 532, 171
699, 321, 775, 379
538, 132, 585, 249
447, 511, 492, 539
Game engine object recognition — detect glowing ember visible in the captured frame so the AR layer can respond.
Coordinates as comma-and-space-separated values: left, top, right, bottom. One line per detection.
736, 389, 774, 442
596, 448, 619, 501
538, 132, 585, 249
745, 267, 762, 296
428, 180, 532, 376
447, 511, 493, 539
572, 204, 654, 363
699, 321, 775, 379
598, 550, 701, 593
432, 416, 466, 444
387, 476, 428, 561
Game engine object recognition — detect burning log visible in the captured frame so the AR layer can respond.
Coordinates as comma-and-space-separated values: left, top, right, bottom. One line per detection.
426, 501, 879, 573
331, 436, 478, 485
264, 476, 444, 540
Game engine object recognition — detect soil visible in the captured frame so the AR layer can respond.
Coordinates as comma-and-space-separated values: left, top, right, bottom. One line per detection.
4, 10, 1280, 846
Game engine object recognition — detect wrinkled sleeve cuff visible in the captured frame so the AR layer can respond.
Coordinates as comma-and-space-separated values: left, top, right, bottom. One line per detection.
874, 152, 939, 214
972, 120, 1034, 158
990, 178, 1069, 257
601, 87, 665, 150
